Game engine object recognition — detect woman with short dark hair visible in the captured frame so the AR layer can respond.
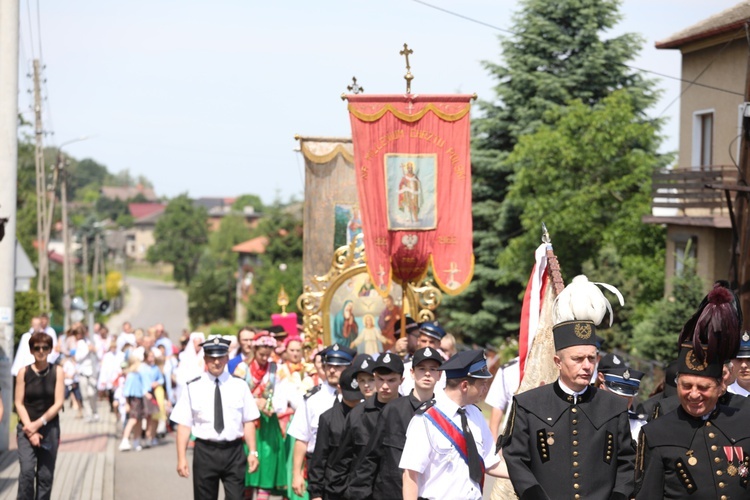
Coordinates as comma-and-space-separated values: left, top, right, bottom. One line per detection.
14, 331, 64, 500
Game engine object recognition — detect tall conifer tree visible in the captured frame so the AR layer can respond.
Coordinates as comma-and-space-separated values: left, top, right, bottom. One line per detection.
443, 0, 660, 344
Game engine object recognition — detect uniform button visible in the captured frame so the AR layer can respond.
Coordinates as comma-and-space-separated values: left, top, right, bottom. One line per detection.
706, 422, 712, 427
572, 420, 578, 425
573, 440, 578, 446
712, 445, 718, 451
574, 495, 580, 500
717, 470, 723, 475
573, 461, 579, 467
722, 496, 729, 500
542, 454, 548, 458
573, 484, 579, 490
573, 473, 579, 478
715, 457, 722, 463
681, 474, 687, 478
719, 482, 725, 488
572, 430, 578, 435
688, 485, 693, 489
572, 408, 577, 413
709, 432, 716, 438
573, 451, 579, 457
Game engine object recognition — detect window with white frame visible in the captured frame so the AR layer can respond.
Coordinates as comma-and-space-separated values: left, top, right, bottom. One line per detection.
674, 236, 697, 276
692, 110, 714, 168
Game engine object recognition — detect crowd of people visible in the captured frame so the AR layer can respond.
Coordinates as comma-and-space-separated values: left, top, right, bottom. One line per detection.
13, 274, 750, 500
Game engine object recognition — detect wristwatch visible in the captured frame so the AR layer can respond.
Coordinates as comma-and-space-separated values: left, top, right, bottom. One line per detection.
249, 450, 259, 457
41, 417, 48, 426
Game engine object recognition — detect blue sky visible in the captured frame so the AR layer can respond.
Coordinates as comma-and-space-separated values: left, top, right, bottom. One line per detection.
19, 0, 741, 204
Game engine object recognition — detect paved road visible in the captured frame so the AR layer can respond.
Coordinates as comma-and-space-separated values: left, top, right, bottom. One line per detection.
107, 277, 193, 500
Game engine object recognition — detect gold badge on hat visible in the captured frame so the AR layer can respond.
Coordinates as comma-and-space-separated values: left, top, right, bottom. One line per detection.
333, 345, 340, 351
623, 369, 630, 380
574, 323, 592, 339
685, 349, 708, 372
213, 338, 220, 345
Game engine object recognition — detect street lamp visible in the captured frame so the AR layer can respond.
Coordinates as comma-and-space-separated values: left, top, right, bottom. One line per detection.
57, 136, 91, 330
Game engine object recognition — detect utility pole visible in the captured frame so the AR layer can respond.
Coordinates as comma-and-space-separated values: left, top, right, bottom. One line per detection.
736, 23, 750, 332
32, 59, 49, 311
60, 152, 71, 330
0, 0, 20, 452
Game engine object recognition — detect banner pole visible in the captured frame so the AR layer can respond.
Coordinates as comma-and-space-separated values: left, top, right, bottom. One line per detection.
400, 285, 407, 338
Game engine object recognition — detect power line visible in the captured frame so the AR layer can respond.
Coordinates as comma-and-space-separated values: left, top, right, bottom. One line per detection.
410, 0, 744, 99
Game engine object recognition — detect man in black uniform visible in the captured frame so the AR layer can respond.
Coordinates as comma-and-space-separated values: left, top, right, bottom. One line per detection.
325, 352, 404, 498
347, 347, 444, 499
636, 344, 750, 499
501, 320, 635, 499
307, 362, 365, 500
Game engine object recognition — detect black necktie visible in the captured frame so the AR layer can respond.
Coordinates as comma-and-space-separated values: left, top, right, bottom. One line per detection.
458, 407, 483, 488
214, 379, 224, 435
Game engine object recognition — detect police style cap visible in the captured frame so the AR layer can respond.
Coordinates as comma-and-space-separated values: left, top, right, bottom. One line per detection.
372, 352, 405, 375
439, 349, 492, 379
553, 320, 598, 351
418, 321, 446, 341
394, 316, 419, 337
737, 331, 750, 359
597, 352, 627, 374
603, 367, 645, 397
339, 364, 364, 401
677, 343, 724, 379
352, 354, 374, 376
323, 344, 356, 366
412, 347, 444, 367
201, 335, 231, 357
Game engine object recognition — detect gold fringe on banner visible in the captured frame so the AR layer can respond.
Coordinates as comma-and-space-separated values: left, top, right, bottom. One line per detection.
348, 102, 471, 123
300, 143, 354, 164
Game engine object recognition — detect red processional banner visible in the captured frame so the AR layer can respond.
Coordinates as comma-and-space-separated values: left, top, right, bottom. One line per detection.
346, 94, 474, 296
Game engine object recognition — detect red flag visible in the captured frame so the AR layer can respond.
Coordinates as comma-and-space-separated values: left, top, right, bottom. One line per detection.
518, 243, 549, 382
347, 94, 474, 295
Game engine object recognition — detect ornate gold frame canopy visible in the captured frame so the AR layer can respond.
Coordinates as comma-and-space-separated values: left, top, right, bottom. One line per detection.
296, 235, 443, 348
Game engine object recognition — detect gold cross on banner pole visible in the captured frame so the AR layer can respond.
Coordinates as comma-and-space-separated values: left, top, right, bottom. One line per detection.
347, 76, 364, 94
400, 43, 414, 94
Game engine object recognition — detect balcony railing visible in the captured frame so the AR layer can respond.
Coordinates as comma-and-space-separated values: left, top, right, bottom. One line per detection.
651, 165, 739, 215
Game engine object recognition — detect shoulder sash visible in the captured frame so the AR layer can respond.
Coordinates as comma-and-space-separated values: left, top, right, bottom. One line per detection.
424, 405, 485, 483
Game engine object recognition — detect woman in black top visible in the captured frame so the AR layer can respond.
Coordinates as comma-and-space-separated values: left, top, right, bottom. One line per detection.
14, 331, 64, 500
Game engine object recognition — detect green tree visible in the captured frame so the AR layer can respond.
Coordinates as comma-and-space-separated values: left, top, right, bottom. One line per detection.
631, 257, 705, 362
443, 0, 659, 344
499, 92, 668, 347
188, 253, 236, 326
148, 194, 208, 285
245, 203, 303, 323
233, 194, 264, 213
208, 214, 252, 269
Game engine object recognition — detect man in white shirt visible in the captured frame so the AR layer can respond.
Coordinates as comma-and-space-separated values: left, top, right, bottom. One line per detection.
728, 331, 750, 396
485, 357, 520, 441
171, 335, 259, 499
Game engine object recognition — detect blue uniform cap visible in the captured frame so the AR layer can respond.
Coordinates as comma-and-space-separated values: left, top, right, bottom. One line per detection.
737, 331, 750, 359
603, 367, 644, 397
323, 344, 356, 366
439, 349, 492, 379
201, 335, 231, 357
419, 321, 446, 341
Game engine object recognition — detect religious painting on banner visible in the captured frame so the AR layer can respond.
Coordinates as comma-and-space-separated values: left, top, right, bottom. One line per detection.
346, 94, 474, 296
385, 154, 437, 230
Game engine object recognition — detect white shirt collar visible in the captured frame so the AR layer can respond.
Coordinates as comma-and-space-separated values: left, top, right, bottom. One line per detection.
558, 379, 589, 397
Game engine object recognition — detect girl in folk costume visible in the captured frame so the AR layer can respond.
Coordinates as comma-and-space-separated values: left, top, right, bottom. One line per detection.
276, 336, 314, 430
234, 331, 288, 499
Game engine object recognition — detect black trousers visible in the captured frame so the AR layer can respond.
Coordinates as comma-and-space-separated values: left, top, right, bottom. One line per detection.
193, 438, 245, 500
17, 422, 60, 500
